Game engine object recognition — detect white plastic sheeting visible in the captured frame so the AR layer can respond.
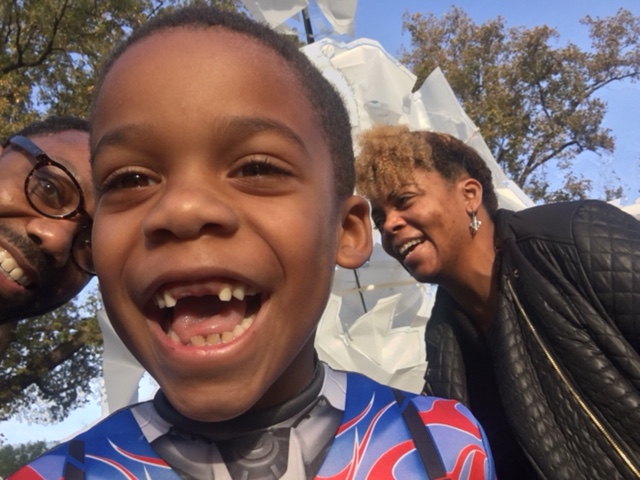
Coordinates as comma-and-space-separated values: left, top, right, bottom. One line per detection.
239, 0, 358, 35
302, 37, 534, 211
240, 0, 308, 29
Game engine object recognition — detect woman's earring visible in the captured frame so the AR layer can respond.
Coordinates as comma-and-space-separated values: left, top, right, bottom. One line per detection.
469, 211, 481, 237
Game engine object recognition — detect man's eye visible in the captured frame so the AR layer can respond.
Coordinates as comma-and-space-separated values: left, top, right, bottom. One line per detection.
30, 169, 74, 210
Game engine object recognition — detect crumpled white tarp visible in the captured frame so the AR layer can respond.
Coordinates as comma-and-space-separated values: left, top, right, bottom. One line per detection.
97, 301, 145, 413
239, 0, 357, 36
240, 0, 308, 29
98, 37, 534, 413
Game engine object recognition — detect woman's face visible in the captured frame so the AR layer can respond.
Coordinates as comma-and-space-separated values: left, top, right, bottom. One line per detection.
369, 169, 473, 284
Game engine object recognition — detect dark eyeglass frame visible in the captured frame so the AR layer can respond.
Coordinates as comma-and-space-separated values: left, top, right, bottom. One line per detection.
8, 135, 95, 275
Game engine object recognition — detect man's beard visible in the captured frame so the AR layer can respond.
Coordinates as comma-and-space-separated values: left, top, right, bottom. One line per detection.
0, 224, 55, 323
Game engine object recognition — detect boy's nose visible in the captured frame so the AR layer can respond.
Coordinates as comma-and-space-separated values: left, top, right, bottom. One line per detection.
142, 183, 240, 241
25, 217, 77, 267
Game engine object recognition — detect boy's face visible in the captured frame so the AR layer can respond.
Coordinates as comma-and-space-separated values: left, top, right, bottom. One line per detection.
91, 28, 371, 421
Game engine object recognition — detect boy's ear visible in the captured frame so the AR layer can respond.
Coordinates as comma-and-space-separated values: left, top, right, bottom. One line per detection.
459, 177, 483, 213
336, 195, 373, 269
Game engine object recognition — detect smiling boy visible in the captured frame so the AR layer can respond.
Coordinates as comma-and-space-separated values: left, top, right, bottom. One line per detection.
10, 7, 495, 479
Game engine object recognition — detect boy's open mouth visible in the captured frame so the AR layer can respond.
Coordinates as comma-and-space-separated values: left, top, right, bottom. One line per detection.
151, 282, 263, 347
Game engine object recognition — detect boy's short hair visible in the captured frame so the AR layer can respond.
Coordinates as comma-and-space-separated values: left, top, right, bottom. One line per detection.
91, 6, 355, 200
2, 116, 89, 148
356, 124, 499, 216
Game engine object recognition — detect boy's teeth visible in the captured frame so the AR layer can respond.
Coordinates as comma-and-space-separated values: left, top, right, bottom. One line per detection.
164, 291, 177, 308
221, 331, 234, 343
154, 283, 254, 308
168, 329, 181, 343
219, 285, 232, 302
166, 316, 255, 346
156, 296, 166, 308
232, 285, 245, 300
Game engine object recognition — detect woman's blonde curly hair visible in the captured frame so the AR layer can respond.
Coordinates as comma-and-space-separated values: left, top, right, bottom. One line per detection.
355, 124, 498, 215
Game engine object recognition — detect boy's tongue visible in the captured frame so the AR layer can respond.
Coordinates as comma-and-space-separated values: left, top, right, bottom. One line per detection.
170, 295, 246, 342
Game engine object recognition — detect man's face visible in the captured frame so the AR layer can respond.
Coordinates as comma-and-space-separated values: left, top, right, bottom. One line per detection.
0, 130, 93, 323
91, 28, 369, 422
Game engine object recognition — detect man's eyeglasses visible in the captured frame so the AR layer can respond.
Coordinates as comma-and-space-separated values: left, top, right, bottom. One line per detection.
9, 135, 95, 275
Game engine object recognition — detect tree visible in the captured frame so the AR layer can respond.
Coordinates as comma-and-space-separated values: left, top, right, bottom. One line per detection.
401, 7, 640, 202
0, 0, 242, 139
0, 440, 51, 476
0, 288, 103, 423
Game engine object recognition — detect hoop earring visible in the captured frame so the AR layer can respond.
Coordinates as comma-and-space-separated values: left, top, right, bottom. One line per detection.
469, 211, 481, 237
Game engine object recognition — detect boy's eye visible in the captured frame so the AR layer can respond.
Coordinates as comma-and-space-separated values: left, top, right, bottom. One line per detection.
100, 170, 158, 192
234, 157, 290, 178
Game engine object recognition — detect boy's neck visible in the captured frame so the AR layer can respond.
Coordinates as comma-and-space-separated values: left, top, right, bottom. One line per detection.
153, 360, 324, 441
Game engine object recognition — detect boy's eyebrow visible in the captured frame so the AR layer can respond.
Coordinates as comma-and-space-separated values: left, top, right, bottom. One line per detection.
91, 116, 311, 163
222, 116, 309, 155
90, 124, 152, 164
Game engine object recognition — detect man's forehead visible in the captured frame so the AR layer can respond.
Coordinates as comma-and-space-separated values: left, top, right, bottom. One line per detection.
28, 130, 93, 198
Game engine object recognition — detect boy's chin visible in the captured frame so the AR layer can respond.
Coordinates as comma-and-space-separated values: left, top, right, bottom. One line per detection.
167, 388, 257, 423
156, 373, 284, 423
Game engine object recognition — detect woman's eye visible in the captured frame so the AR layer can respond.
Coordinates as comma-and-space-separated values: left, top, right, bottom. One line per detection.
396, 194, 412, 208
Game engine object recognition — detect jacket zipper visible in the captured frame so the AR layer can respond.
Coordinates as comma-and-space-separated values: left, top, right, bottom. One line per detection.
505, 278, 640, 476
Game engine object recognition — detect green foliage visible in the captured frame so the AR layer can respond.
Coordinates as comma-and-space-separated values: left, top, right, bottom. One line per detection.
0, 287, 103, 423
401, 7, 640, 202
0, 0, 243, 140
0, 440, 51, 477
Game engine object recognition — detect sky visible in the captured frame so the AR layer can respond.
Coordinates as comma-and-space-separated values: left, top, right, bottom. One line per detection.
2, 0, 640, 446
352, 0, 640, 203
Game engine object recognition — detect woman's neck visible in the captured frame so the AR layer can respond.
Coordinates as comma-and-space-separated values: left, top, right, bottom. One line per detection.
442, 220, 499, 333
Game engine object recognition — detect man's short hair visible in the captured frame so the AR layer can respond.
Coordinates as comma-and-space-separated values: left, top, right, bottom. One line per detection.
2, 116, 89, 148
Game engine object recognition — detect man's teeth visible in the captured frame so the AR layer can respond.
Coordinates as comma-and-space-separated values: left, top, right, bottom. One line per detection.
398, 239, 422, 257
167, 315, 255, 346
0, 249, 30, 286
153, 283, 255, 309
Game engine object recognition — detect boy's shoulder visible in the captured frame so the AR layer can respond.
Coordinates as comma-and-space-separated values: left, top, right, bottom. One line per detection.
8, 404, 179, 480
323, 369, 495, 479
9, 367, 495, 480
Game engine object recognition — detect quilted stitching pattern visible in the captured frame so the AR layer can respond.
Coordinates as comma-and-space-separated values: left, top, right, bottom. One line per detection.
425, 200, 640, 479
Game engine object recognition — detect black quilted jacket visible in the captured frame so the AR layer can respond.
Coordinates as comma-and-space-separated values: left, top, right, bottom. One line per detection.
424, 200, 640, 479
